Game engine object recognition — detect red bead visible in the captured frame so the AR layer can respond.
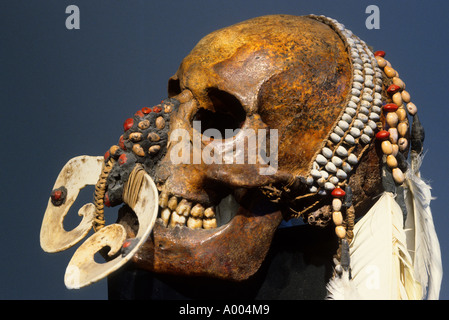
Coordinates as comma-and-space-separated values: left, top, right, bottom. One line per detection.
122, 241, 131, 248
104, 150, 110, 160
376, 130, 390, 140
383, 103, 399, 112
118, 153, 128, 165
118, 135, 126, 150
134, 110, 144, 118
331, 188, 346, 198
141, 107, 152, 114
387, 84, 401, 95
123, 118, 134, 131
152, 106, 162, 113
374, 50, 386, 57
104, 193, 111, 207
51, 190, 62, 201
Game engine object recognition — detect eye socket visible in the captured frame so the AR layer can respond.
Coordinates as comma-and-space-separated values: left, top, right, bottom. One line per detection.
193, 88, 246, 138
168, 77, 182, 97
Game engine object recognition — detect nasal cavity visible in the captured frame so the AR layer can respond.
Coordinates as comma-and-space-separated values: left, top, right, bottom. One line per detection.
192, 88, 246, 138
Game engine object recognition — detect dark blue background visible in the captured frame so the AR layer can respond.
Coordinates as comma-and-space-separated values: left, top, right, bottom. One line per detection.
1, 0, 448, 299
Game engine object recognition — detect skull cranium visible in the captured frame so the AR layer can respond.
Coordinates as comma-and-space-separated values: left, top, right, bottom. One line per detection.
123, 14, 383, 281
40, 14, 386, 287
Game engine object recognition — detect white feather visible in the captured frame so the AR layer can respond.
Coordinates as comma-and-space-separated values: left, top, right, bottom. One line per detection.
326, 270, 360, 300
404, 154, 443, 300
327, 192, 422, 299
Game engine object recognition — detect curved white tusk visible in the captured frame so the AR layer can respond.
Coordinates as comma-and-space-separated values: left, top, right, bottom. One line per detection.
64, 168, 158, 289
40, 156, 104, 253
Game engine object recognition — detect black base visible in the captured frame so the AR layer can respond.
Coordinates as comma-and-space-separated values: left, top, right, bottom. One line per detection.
108, 223, 338, 300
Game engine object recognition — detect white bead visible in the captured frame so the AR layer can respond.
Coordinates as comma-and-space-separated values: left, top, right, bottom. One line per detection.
325, 162, 337, 173
350, 127, 361, 137
345, 107, 356, 117
353, 119, 364, 129
353, 74, 364, 83
318, 189, 327, 196
332, 156, 343, 167
316, 154, 328, 166
351, 88, 361, 96
309, 186, 318, 193
363, 126, 374, 137
329, 176, 339, 185
325, 182, 336, 190
342, 162, 352, 173
360, 133, 371, 144
317, 177, 326, 187
306, 176, 314, 185
365, 67, 375, 75
311, 169, 321, 179
334, 126, 345, 137
373, 99, 383, 108
330, 133, 341, 143
347, 101, 357, 109
364, 80, 374, 88
353, 82, 363, 90
336, 169, 347, 180
353, 63, 363, 71
336, 146, 348, 157
358, 113, 369, 123
351, 96, 360, 104
369, 113, 380, 121
367, 120, 377, 130
372, 106, 381, 114
363, 87, 373, 95
347, 153, 358, 165
322, 147, 333, 159
362, 93, 373, 102
359, 106, 370, 115
345, 135, 355, 145
321, 170, 329, 179
342, 113, 353, 123
338, 120, 349, 131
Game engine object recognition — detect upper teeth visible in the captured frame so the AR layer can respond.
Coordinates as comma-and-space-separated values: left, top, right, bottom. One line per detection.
157, 190, 240, 230
158, 190, 217, 229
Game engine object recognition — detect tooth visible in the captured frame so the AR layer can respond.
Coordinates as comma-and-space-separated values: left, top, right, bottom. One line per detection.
190, 203, 204, 218
187, 217, 203, 229
169, 211, 186, 227
168, 196, 178, 211
204, 207, 216, 218
160, 208, 171, 227
203, 218, 217, 229
176, 199, 192, 216
159, 191, 169, 208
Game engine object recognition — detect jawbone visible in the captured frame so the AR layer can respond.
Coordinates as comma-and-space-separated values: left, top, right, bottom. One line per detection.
120, 196, 283, 281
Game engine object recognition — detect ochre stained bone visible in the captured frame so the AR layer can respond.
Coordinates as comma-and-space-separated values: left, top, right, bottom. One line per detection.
122, 15, 382, 281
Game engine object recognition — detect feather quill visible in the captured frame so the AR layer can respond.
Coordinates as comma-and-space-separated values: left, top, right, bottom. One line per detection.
326, 192, 422, 299
404, 154, 442, 299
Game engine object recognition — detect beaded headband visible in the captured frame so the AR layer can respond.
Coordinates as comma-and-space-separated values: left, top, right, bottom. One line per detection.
305, 15, 424, 246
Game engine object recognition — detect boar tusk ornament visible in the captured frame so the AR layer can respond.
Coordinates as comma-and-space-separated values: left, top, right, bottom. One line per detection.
41, 14, 442, 299
40, 157, 158, 289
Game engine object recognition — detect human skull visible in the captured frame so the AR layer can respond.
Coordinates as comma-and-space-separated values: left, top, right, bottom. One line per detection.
116, 14, 384, 281
41, 14, 391, 287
